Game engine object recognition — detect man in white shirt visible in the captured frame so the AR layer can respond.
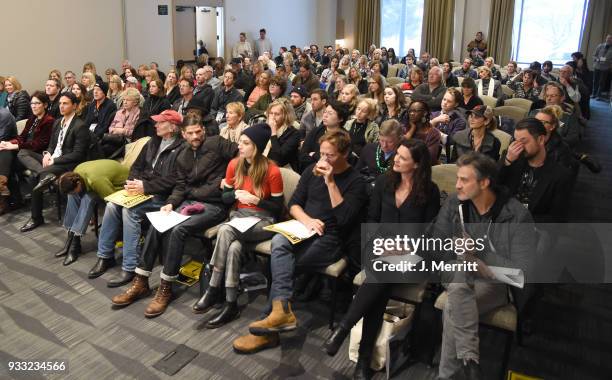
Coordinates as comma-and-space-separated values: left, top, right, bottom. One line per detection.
254, 28, 273, 58
232, 32, 253, 58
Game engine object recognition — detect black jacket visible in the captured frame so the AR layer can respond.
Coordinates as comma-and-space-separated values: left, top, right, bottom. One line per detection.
299, 124, 328, 172
210, 86, 243, 115
268, 125, 300, 170
140, 95, 171, 120
84, 98, 117, 138
166, 135, 237, 208
166, 86, 181, 105
499, 156, 574, 222
48, 115, 90, 169
451, 128, 501, 162
129, 135, 184, 199
0, 108, 17, 141
193, 84, 215, 116
46, 96, 61, 119
545, 131, 579, 175
8, 90, 31, 121
355, 142, 395, 180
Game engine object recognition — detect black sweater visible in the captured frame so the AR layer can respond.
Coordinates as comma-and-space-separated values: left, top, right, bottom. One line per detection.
83, 98, 117, 138
268, 126, 300, 170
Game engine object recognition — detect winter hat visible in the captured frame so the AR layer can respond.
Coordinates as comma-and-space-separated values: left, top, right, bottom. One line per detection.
242, 123, 271, 154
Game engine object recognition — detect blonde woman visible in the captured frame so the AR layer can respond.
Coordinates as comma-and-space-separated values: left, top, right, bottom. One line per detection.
144, 69, 160, 86
102, 87, 141, 156
194, 123, 283, 329
70, 83, 90, 117
107, 75, 124, 107
83, 62, 102, 84
344, 98, 380, 156
338, 83, 360, 115
220, 102, 249, 143
81, 72, 96, 95
164, 70, 180, 104
4, 76, 31, 120
264, 98, 300, 169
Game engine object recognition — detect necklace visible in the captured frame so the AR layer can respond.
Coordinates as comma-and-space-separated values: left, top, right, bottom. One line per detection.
375, 145, 391, 174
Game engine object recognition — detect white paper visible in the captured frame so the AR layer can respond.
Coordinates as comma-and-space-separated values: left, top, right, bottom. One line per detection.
224, 216, 261, 233
276, 219, 317, 239
146, 211, 191, 233
489, 266, 524, 288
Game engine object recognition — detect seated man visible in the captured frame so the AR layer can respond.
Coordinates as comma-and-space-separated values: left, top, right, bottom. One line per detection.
172, 78, 196, 116
355, 119, 402, 181
501, 118, 574, 222
289, 85, 310, 122
453, 58, 478, 79
411, 66, 447, 112
210, 69, 243, 124
83, 82, 117, 139
507, 69, 541, 102
432, 152, 536, 379
201, 65, 221, 90
534, 82, 580, 148
87, 110, 185, 286
557, 65, 581, 104
111, 115, 237, 317
540, 60, 557, 82
299, 89, 328, 139
233, 129, 367, 354
291, 63, 320, 95
20, 92, 90, 232
45, 78, 62, 119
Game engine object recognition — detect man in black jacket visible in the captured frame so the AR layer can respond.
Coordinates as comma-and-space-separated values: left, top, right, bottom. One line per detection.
112, 114, 237, 317
84, 83, 117, 139
45, 79, 61, 119
20, 92, 90, 232
501, 118, 574, 222
88, 110, 185, 287
210, 69, 243, 123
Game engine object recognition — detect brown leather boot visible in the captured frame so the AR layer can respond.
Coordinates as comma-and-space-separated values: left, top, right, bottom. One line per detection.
0, 195, 8, 216
233, 333, 279, 354
0, 175, 9, 196
111, 274, 151, 307
248, 299, 297, 335
144, 279, 173, 318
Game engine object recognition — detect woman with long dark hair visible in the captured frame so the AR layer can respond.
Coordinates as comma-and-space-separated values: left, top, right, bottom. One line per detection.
323, 139, 440, 379
193, 123, 284, 328
377, 86, 409, 132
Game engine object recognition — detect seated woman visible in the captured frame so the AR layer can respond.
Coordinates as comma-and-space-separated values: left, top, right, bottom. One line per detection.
430, 88, 467, 160
81, 72, 96, 98
347, 67, 368, 94
507, 69, 541, 102
338, 83, 360, 115
164, 70, 181, 105
458, 77, 483, 111
194, 123, 284, 328
55, 160, 130, 266
357, 55, 370, 78
247, 75, 287, 120
0, 91, 54, 213
220, 102, 249, 143
344, 98, 379, 157
401, 67, 424, 92
475, 66, 503, 100
320, 56, 339, 87
377, 86, 409, 132
442, 61, 459, 88
366, 74, 385, 106
369, 60, 387, 86
107, 75, 124, 108
404, 100, 442, 163
327, 72, 347, 100
451, 104, 501, 162
141, 79, 170, 119
101, 88, 141, 157
264, 98, 300, 170
323, 139, 440, 379
71, 83, 91, 117
246, 71, 271, 108
4, 76, 31, 121
355, 119, 403, 181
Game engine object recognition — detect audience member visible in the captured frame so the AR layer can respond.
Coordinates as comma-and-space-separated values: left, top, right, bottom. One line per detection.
411, 66, 446, 111
431, 88, 467, 159
592, 34, 612, 100
71, 83, 91, 117
453, 58, 478, 79
377, 86, 408, 132
458, 77, 483, 111
265, 99, 301, 170
292, 63, 320, 94
254, 28, 273, 57
4, 76, 31, 121
219, 102, 249, 143
289, 86, 310, 122
210, 70, 244, 123
451, 105, 500, 162
83, 82, 117, 139
467, 31, 487, 58
299, 89, 328, 139
404, 100, 441, 162
507, 69, 541, 102
442, 61, 459, 88
344, 98, 379, 157
164, 70, 181, 105
475, 66, 503, 99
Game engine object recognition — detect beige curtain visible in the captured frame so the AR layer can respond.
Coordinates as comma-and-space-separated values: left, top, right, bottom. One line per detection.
420, 0, 455, 61
580, 0, 612, 66
355, 0, 381, 53
488, 0, 515, 63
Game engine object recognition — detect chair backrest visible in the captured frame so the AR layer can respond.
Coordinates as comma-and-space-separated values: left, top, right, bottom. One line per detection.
16, 119, 27, 134
491, 128, 512, 157
121, 136, 151, 168
501, 84, 514, 98
432, 164, 458, 195
387, 77, 405, 87
387, 64, 403, 78
504, 98, 532, 113
279, 167, 301, 207
494, 105, 527, 124
480, 95, 498, 108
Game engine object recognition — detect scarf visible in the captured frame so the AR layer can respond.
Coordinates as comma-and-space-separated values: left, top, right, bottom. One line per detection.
478, 78, 495, 97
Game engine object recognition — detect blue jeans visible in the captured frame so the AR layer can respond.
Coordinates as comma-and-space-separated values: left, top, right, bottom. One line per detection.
96, 199, 165, 272
269, 232, 341, 303
63, 191, 99, 236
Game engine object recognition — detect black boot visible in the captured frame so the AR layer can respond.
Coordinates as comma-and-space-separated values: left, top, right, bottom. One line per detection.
55, 232, 75, 257
463, 359, 481, 380
323, 325, 350, 356
88, 257, 117, 279
63, 235, 81, 266
193, 286, 221, 314
353, 357, 373, 380
205, 301, 240, 329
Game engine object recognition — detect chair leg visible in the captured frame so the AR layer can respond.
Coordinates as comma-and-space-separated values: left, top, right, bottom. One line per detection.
328, 276, 338, 330
500, 331, 513, 380
428, 308, 442, 367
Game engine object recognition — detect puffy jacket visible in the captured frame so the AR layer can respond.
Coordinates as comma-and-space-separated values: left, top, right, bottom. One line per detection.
7, 90, 31, 121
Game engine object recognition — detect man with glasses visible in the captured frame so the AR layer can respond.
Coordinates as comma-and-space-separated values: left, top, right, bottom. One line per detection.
173, 78, 196, 116
62, 71, 77, 94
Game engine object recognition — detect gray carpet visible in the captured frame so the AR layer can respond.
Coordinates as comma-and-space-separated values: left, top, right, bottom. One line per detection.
1, 100, 611, 380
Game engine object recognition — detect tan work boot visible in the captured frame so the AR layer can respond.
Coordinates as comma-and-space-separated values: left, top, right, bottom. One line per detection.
248, 299, 297, 335
233, 333, 280, 354
144, 279, 173, 318
0, 175, 9, 196
111, 274, 151, 307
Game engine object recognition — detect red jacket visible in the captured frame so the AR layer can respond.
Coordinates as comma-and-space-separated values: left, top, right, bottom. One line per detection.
10, 113, 55, 153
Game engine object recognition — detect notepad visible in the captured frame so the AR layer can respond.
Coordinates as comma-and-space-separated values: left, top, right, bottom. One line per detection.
104, 189, 153, 209
263, 219, 317, 244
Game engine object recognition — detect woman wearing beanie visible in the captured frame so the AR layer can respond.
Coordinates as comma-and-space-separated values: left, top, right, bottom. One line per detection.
193, 123, 284, 329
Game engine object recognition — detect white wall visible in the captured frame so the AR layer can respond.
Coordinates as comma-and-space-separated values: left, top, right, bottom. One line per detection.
337, 0, 357, 49
0, 0, 124, 92
457, 0, 491, 61
223, 0, 337, 58
124, 0, 175, 72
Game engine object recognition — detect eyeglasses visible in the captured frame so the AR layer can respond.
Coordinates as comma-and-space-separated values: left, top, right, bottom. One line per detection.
30, 101, 43, 105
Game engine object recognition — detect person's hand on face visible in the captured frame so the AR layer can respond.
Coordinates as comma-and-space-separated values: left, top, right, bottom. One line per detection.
506, 140, 524, 163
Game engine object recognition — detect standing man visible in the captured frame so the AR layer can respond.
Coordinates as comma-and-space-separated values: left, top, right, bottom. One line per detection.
232, 32, 253, 58
19, 92, 90, 232
45, 79, 62, 119
592, 34, 612, 100
254, 28, 273, 58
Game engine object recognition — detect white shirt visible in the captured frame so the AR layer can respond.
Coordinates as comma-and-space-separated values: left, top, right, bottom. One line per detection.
51, 113, 74, 159
232, 41, 253, 58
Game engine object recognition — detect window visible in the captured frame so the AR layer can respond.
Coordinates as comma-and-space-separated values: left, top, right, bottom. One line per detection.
380, 0, 424, 57
511, 0, 589, 66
